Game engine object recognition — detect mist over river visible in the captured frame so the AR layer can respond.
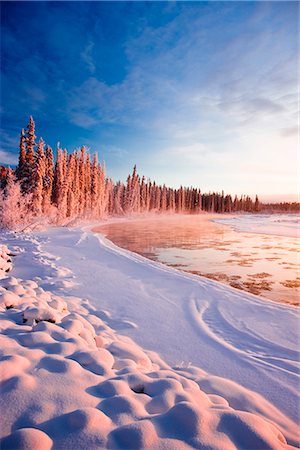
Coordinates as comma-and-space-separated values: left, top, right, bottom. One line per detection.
95, 214, 299, 306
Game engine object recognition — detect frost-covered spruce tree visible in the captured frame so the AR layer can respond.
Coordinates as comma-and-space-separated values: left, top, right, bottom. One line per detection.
71, 151, 80, 217
254, 195, 260, 212
125, 174, 132, 213
156, 185, 161, 211
85, 153, 91, 215
59, 150, 69, 221
32, 137, 46, 215
91, 153, 99, 214
161, 185, 167, 211
95, 160, 106, 217
145, 179, 151, 213
169, 189, 175, 212
0, 170, 32, 229
78, 146, 86, 216
23, 116, 37, 194
131, 165, 141, 213
52, 148, 68, 221
112, 182, 125, 215
91, 153, 107, 217
104, 178, 114, 215
65, 152, 77, 218
149, 181, 155, 211
197, 190, 202, 212
178, 189, 181, 210
43, 146, 54, 213
140, 176, 147, 212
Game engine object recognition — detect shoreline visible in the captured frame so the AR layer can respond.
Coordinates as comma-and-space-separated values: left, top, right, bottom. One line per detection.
34, 226, 299, 417
90, 213, 299, 306
1, 233, 298, 448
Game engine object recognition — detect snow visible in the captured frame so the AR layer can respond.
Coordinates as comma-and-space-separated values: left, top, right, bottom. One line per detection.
214, 214, 299, 238
0, 245, 13, 276
0, 220, 299, 449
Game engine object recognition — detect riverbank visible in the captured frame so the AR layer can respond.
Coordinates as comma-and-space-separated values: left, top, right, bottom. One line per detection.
93, 213, 299, 305
0, 223, 298, 448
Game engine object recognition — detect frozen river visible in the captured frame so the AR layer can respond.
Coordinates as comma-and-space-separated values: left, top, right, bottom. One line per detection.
96, 214, 299, 306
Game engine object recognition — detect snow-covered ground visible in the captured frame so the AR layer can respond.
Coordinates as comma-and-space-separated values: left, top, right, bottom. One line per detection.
214, 214, 299, 238
0, 219, 299, 449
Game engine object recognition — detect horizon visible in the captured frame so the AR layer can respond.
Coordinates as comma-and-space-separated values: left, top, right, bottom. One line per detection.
1, 1, 298, 202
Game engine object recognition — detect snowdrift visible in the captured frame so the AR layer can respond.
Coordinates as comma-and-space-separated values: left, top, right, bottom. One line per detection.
0, 230, 299, 449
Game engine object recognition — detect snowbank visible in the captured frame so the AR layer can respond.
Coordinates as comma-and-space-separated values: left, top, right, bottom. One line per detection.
0, 228, 299, 449
214, 214, 299, 238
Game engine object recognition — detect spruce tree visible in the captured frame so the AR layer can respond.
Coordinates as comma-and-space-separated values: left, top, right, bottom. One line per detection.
90, 153, 99, 214
43, 146, 54, 213
78, 146, 86, 216
255, 195, 260, 212
52, 148, 64, 207
85, 153, 91, 214
33, 137, 46, 214
66, 153, 77, 218
23, 116, 37, 193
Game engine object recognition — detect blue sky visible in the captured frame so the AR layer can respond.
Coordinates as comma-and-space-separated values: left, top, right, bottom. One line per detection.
1, 1, 298, 201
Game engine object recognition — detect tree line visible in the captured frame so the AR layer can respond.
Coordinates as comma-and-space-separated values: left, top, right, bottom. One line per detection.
261, 202, 299, 213
0, 117, 263, 228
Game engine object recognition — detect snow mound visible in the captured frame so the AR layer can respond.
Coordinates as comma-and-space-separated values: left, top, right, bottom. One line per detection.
1, 428, 53, 450
0, 237, 298, 449
0, 245, 13, 279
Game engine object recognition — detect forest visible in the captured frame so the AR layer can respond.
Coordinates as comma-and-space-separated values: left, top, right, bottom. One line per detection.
0, 117, 289, 229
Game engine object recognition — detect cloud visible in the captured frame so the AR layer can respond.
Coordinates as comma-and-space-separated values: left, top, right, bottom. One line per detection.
281, 126, 298, 138
69, 111, 98, 128
23, 86, 46, 111
64, 0, 296, 151
0, 130, 19, 165
158, 143, 210, 164
101, 144, 128, 158
80, 41, 95, 74
0, 149, 18, 166
1, 0, 297, 199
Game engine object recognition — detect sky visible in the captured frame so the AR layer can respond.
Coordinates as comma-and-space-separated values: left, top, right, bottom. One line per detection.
0, 1, 298, 201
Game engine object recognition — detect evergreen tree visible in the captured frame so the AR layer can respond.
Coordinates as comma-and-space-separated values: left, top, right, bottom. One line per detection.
43, 146, 54, 213
32, 137, 46, 215
78, 146, 86, 216
66, 152, 77, 218
23, 116, 37, 193
254, 195, 260, 212
91, 153, 99, 214
52, 148, 65, 208
0, 171, 32, 229
85, 153, 91, 214
131, 165, 140, 212
161, 185, 167, 211
125, 174, 132, 213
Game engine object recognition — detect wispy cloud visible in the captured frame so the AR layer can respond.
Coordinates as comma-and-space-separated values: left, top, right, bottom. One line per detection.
65, 2, 297, 148
0, 149, 18, 166
101, 144, 128, 158
80, 41, 95, 74
1, 1, 297, 197
0, 130, 19, 165
281, 126, 298, 138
